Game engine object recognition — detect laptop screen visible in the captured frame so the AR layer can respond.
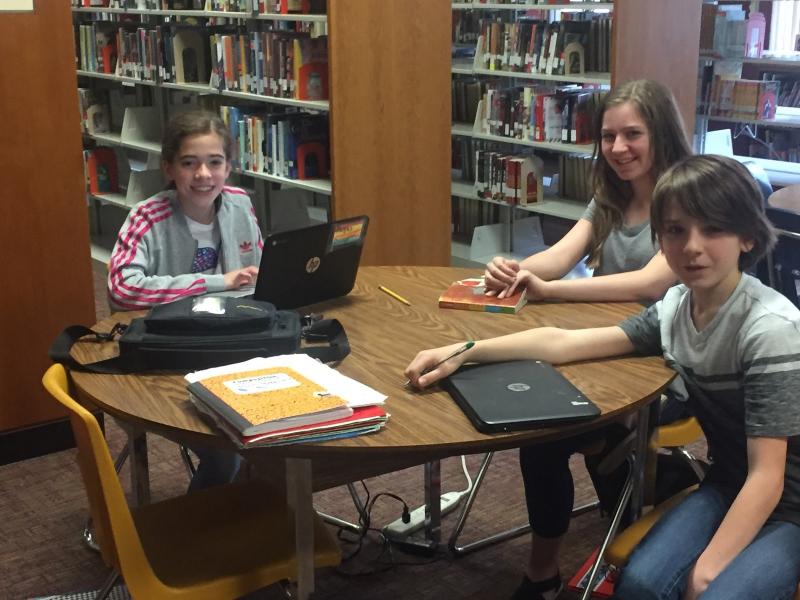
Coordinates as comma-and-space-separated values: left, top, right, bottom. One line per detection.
253, 215, 369, 309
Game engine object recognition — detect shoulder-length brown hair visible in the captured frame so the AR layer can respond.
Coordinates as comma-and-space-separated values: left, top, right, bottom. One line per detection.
587, 79, 692, 267
651, 155, 776, 270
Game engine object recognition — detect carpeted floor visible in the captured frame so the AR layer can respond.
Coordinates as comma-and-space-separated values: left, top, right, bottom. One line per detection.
0, 261, 706, 600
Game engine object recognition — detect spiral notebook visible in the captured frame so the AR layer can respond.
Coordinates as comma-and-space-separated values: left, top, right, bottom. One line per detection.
444, 360, 600, 433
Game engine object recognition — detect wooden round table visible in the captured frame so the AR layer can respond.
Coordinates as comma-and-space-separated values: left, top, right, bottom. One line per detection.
69, 266, 674, 599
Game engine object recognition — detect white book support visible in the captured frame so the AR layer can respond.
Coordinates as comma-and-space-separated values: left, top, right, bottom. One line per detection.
125, 169, 165, 207
469, 216, 545, 264
121, 107, 163, 148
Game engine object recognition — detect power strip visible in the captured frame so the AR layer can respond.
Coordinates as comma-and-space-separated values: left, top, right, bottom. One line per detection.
382, 491, 466, 539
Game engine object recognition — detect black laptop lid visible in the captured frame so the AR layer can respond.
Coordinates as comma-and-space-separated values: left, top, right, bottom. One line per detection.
253, 215, 369, 309
444, 360, 600, 433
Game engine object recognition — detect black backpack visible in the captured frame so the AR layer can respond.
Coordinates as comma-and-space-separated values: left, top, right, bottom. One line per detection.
49, 296, 350, 373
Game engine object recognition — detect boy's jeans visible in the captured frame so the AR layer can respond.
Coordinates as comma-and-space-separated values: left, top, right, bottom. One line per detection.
614, 482, 800, 600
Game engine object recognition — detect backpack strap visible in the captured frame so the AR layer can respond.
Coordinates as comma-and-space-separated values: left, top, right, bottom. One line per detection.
300, 318, 350, 363
48, 324, 141, 374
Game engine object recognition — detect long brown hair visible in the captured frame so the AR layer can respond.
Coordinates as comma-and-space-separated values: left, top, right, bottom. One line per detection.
587, 79, 692, 267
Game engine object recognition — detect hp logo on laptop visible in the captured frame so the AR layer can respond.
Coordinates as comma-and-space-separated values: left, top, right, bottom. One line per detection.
306, 256, 321, 273
507, 383, 531, 392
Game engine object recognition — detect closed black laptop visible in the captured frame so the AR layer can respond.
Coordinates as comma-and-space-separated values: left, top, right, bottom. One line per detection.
253, 215, 369, 309
444, 360, 600, 433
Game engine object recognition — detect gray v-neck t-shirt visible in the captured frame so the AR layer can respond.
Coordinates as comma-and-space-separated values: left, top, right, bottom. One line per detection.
582, 199, 658, 276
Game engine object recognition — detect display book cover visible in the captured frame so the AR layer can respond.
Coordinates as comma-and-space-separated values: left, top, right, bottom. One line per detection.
566, 547, 616, 598
438, 277, 526, 314
185, 355, 388, 447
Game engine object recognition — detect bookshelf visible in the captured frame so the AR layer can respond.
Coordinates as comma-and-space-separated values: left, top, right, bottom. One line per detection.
450, 0, 702, 264
696, 0, 800, 185
73, 1, 450, 267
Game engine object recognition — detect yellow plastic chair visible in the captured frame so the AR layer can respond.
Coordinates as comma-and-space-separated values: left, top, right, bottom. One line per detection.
43, 363, 340, 600
605, 417, 800, 600
575, 416, 706, 599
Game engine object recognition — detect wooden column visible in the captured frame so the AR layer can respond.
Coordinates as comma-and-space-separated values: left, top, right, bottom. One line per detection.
328, 0, 451, 266
0, 3, 95, 463
612, 0, 703, 138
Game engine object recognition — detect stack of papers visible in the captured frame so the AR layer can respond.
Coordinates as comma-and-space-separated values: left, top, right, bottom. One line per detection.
186, 355, 389, 447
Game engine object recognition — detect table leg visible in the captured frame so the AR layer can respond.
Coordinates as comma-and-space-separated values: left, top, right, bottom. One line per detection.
287, 457, 314, 600
126, 428, 150, 506
423, 459, 442, 547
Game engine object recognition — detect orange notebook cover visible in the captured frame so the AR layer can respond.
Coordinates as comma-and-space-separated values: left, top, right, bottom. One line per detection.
438, 277, 526, 314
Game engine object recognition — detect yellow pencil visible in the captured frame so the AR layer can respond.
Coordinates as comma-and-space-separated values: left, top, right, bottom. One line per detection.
379, 285, 411, 306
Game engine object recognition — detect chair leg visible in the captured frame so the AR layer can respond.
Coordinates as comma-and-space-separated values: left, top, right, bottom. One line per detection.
673, 447, 706, 481
94, 570, 121, 600
317, 482, 368, 534
179, 445, 197, 477
448, 452, 601, 556
83, 442, 131, 552
579, 455, 635, 600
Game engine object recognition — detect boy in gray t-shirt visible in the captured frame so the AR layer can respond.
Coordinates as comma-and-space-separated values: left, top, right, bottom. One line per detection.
405, 156, 800, 599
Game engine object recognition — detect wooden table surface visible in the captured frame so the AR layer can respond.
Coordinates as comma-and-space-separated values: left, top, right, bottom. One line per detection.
70, 266, 674, 468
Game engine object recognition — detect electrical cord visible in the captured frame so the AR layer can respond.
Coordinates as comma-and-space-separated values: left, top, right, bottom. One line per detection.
456, 455, 474, 496
337, 480, 410, 561
333, 458, 477, 575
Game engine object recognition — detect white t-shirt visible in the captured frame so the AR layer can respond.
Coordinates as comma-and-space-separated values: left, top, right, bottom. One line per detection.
186, 216, 222, 275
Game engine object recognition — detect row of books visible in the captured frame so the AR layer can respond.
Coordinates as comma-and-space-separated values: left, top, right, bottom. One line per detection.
558, 153, 593, 205
467, 0, 608, 4
475, 152, 544, 205
185, 355, 388, 448
453, 136, 595, 205
477, 14, 611, 76
209, 30, 328, 100
702, 77, 779, 121
77, 23, 116, 74
219, 106, 329, 180
699, 4, 767, 60
451, 196, 504, 241
762, 73, 800, 109
452, 77, 485, 125
74, 0, 326, 13
478, 84, 603, 144
75, 21, 328, 103
453, 11, 481, 46
746, 129, 800, 163
453, 136, 499, 183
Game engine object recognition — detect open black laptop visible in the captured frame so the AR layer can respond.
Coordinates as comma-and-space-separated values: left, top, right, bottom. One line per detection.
253, 215, 369, 309
444, 360, 600, 433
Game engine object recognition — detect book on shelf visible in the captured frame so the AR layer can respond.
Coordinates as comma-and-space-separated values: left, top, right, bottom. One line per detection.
172, 28, 208, 85
566, 547, 617, 599
85, 147, 119, 195
439, 277, 527, 314
293, 36, 329, 101
78, 88, 111, 134
185, 355, 388, 447
757, 80, 779, 120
